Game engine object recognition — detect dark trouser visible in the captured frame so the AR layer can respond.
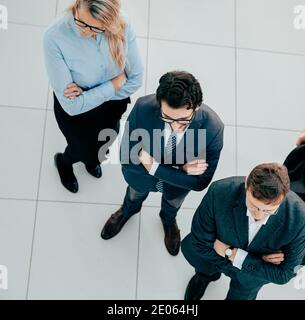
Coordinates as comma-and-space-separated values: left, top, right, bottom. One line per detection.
53, 92, 130, 168
226, 277, 266, 300
194, 261, 266, 300
121, 185, 189, 226
181, 236, 267, 300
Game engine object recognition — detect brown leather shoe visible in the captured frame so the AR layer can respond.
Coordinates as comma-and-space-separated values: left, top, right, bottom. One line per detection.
162, 220, 181, 256
101, 207, 130, 240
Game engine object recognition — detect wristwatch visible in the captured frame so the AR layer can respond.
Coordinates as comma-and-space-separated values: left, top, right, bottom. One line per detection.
225, 246, 235, 260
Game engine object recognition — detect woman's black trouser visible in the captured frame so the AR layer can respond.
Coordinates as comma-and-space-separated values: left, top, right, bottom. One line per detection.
53, 93, 130, 167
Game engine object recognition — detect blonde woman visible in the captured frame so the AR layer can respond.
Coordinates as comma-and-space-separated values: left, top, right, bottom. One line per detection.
44, 0, 143, 193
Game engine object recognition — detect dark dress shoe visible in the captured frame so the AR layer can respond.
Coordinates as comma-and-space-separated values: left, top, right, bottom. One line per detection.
54, 153, 78, 194
101, 207, 130, 240
86, 164, 102, 178
162, 220, 181, 256
184, 274, 211, 300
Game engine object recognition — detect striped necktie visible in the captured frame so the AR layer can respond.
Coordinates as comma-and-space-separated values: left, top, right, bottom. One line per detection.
156, 132, 178, 193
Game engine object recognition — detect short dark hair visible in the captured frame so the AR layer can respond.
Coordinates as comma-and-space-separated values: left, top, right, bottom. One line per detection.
156, 71, 203, 110
246, 163, 290, 204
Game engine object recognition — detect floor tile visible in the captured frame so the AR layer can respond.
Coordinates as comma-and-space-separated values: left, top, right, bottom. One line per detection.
150, 0, 235, 47
0, 24, 49, 109
237, 0, 305, 55
2, 0, 56, 26
0, 108, 45, 199
27, 201, 139, 299
237, 49, 305, 131
237, 127, 297, 176
0, 199, 36, 300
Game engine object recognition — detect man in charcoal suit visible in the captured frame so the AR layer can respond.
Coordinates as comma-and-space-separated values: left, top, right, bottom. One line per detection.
182, 163, 305, 300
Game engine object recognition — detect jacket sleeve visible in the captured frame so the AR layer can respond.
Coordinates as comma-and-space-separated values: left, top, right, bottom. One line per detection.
120, 100, 147, 176
153, 125, 224, 191
239, 228, 305, 285
187, 183, 236, 275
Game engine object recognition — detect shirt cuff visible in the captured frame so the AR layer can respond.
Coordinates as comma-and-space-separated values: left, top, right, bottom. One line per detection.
149, 163, 159, 176
232, 249, 248, 270
104, 80, 116, 99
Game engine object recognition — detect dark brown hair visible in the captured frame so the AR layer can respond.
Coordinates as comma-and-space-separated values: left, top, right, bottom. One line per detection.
246, 163, 290, 204
156, 71, 203, 110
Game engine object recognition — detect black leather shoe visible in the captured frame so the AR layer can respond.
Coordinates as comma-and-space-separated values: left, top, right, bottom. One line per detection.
162, 220, 181, 256
101, 207, 130, 240
54, 153, 78, 194
184, 274, 211, 300
86, 164, 102, 178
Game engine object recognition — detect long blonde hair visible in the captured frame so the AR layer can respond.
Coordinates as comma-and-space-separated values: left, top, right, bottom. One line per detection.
70, 0, 126, 69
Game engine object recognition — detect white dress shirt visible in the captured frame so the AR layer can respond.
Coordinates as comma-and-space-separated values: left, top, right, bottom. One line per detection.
149, 123, 189, 175
233, 210, 270, 269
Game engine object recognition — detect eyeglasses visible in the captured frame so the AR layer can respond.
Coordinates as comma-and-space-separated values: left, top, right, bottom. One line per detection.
246, 202, 280, 216
160, 110, 195, 125
74, 17, 105, 33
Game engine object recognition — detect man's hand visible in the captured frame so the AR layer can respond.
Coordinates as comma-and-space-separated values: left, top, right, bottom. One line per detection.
180, 159, 208, 176
111, 72, 127, 92
262, 252, 284, 265
296, 128, 305, 146
64, 83, 83, 100
214, 239, 237, 262
139, 149, 156, 172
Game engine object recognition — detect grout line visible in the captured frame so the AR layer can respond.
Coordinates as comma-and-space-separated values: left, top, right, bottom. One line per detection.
0, 195, 198, 212
37, 198, 197, 211
1, 103, 300, 132
136, 0, 150, 299
5, 22, 305, 58
234, 0, 238, 176
149, 36, 235, 50
136, 35, 148, 40
0, 105, 46, 111
147, 37, 305, 59
0, 197, 36, 202
25, 54, 52, 299
235, 124, 300, 133
236, 46, 305, 58
143, 0, 151, 96
8, 21, 48, 28
135, 212, 142, 300
54, 0, 59, 16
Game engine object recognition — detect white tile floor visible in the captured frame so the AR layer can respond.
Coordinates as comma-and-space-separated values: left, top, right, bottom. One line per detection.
0, 0, 305, 300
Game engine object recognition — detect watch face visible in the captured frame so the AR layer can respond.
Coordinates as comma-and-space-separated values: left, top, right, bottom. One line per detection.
225, 248, 233, 257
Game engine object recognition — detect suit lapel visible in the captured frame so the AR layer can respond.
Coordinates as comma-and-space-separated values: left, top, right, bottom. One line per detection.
231, 187, 249, 249
174, 111, 203, 164
151, 105, 204, 164
247, 209, 283, 251
151, 108, 165, 162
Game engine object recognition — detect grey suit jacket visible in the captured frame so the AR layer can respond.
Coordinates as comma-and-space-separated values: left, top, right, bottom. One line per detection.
182, 177, 305, 285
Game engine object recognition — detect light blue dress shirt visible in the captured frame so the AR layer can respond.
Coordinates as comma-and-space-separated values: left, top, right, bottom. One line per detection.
43, 10, 144, 116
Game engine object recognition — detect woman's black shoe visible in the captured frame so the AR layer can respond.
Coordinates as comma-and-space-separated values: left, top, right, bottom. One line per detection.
86, 164, 102, 178
54, 153, 79, 193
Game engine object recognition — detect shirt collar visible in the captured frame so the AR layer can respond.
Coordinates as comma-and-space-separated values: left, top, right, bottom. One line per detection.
65, 10, 102, 43
247, 210, 270, 226
164, 122, 190, 136
65, 10, 81, 37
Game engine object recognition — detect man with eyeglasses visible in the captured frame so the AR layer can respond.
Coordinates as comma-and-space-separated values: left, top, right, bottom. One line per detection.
182, 163, 305, 300
101, 71, 224, 256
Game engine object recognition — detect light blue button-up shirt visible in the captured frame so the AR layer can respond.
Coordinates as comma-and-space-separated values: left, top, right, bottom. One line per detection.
43, 10, 144, 116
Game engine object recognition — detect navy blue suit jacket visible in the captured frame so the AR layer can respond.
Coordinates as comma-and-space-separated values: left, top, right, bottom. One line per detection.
120, 94, 224, 194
